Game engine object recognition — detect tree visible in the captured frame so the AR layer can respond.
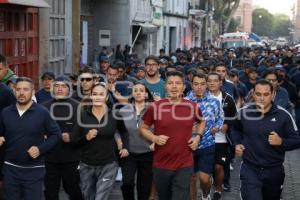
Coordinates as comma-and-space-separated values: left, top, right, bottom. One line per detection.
272, 14, 291, 37
213, 0, 240, 33
252, 8, 274, 36
227, 18, 240, 32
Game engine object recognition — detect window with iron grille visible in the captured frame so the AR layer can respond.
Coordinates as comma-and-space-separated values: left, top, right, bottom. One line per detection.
48, 0, 66, 75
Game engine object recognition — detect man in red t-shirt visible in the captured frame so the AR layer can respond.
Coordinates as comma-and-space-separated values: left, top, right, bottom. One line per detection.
140, 71, 205, 200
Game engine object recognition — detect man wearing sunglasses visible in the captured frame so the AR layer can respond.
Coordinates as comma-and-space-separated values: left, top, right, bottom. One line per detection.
72, 67, 96, 102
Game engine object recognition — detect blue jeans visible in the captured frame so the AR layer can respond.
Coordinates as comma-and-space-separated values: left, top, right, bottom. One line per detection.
3, 164, 45, 200
79, 161, 118, 200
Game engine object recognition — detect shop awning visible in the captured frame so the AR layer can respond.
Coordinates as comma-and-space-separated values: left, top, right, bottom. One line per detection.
0, 0, 50, 8
133, 22, 158, 34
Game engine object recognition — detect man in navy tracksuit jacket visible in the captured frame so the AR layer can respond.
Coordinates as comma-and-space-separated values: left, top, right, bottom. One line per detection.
0, 77, 60, 200
231, 79, 300, 200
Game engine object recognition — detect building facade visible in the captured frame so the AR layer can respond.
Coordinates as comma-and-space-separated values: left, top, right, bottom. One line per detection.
0, 0, 206, 87
0, 0, 49, 86
233, 0, 253, 33
0, 0, 79, 87
295, 0, 300, 43
163, 0, 190, 53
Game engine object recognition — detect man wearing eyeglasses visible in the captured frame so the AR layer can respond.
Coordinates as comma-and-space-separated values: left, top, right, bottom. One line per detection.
140, 55, 166, 101
72, 67, 97, 102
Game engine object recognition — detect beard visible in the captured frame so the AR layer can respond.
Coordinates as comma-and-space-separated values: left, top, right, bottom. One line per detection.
16, 91, 33, 105
17, 98, 32, 106
146, 71, 157, 77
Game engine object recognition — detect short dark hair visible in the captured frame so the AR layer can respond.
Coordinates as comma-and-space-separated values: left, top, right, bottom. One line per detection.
16, 77, 34, 87
192, 73, 207, 83
165, 65, 176, 72
79, 66, 95, 75
207, 72, 222, 81
0, 54, 7, 65
114, 61, 125, 70
144, 55, 160, 65
214, 62, 226, 69
165, 71, 184, 82
262, 68, 278, 80
108, 64, 119, 71
254, 79, 274, 93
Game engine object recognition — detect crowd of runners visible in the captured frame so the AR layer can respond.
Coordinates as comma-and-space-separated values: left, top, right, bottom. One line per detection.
1, 45, 300, 200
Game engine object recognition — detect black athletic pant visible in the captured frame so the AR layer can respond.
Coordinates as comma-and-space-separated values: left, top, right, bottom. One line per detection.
44, 161, 83, 200
240, 162, 285, 200
121, 152, 153, 200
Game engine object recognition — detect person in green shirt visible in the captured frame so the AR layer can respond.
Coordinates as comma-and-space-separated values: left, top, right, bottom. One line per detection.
0, 55, 17, 85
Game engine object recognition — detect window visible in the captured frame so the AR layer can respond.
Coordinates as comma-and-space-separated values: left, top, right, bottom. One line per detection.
6, 12, 12, 31
14, 39, 19, 57
14, 13, 20, 31
49, 0, 67, 74
6, 39, 13, 56
20, 13, 26, 31
59, 0, 65, 15
28, 37, 33, 55
60, 19, 65, 35
59, 39, 65, 56
28, 13, 33, 31
20, 39, 26, 57
0, 12, 4, 31
0, 40, 4, 54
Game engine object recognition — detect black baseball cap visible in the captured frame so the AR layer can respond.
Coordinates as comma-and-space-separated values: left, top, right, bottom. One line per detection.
41, 72, 55, 80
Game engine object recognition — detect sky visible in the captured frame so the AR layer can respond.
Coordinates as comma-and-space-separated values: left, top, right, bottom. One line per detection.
253, 0, 296, 16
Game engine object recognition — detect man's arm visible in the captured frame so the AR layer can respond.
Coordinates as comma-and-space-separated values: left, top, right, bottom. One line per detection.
230, 110, 246, 157
230, 113, 243, 145
211, 100, 224, 134
139, 122, 169, 146
37, 111, 61, 155
116, 117, 129, 150
280, 114, 300, 151
0, 112, 5, 146
196, 117, 206, 137
215, 100, 224, 130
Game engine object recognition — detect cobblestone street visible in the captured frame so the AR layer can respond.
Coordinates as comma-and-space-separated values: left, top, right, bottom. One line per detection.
57, 149, 300, 200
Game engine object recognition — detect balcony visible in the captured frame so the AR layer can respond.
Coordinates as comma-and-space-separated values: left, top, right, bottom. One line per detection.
132, 1, 152, 22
